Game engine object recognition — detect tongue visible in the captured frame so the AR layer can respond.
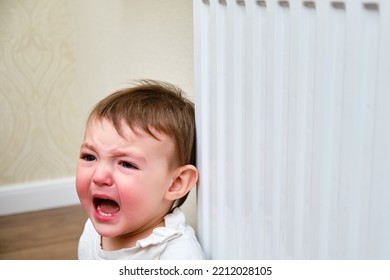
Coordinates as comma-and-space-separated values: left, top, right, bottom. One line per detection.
98, 199, 120, 214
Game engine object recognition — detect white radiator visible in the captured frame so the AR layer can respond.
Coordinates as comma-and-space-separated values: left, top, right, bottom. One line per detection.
194, 0, 390, 259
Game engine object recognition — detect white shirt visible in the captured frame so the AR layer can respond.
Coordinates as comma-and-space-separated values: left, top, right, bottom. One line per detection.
78, 208, 205, 260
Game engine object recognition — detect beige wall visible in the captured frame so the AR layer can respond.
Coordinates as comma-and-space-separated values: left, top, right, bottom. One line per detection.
0, 0, 194, 185
0, 0, 196, 223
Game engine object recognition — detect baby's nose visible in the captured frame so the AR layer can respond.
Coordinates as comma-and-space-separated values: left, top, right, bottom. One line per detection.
92, 161, 114, 187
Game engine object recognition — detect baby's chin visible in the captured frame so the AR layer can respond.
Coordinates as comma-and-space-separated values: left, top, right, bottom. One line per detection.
91, 218, 123, 238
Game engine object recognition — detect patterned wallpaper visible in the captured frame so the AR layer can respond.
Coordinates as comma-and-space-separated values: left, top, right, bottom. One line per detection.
0, 0, 82, 184
0, 0, 194, 186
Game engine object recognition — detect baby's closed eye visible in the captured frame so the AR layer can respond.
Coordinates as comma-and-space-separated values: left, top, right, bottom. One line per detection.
119, 161, 138, 169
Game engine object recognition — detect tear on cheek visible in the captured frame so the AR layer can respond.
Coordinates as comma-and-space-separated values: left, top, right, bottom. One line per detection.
93, 198, 120, 216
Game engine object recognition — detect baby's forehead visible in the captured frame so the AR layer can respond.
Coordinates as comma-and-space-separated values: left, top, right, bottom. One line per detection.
120, 119, 172, 143
89, 117, 165, 139
87, 117, 176, 152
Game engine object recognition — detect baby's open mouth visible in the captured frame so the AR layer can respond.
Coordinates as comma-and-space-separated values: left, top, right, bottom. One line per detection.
93, 197, 120, 216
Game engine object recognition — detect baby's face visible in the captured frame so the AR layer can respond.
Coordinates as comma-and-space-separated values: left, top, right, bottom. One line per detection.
76, 118, 176, 239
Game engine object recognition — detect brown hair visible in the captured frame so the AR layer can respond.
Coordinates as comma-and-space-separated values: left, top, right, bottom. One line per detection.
88, 79, 196, 208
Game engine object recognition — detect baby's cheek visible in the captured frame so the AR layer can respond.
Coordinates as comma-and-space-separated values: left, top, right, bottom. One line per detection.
76, 175, 90, 202
119, 188, 151, 213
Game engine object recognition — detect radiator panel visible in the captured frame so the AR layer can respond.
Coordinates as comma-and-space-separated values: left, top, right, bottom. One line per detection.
194, 0, 390, 259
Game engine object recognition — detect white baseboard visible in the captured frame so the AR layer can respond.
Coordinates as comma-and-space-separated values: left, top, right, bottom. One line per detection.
0, 177, 80, 216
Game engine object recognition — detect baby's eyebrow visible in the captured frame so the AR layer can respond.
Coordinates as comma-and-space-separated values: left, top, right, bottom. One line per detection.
81, 143, 146, 164
111, 150, 146, 163
80, 143, 95, 150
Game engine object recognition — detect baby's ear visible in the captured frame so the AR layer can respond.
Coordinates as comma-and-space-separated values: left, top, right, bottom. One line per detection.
165, 165, 198, 201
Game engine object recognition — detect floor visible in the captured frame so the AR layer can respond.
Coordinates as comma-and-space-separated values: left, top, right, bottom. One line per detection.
0, 205, 87, 260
